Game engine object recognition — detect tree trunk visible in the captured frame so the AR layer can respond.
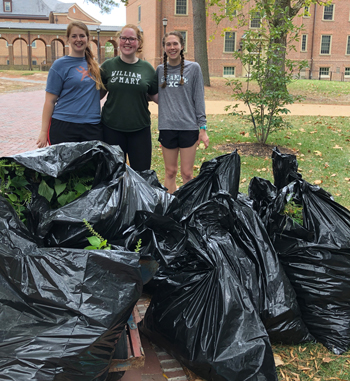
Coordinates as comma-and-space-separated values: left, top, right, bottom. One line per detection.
192, 0, 210, 86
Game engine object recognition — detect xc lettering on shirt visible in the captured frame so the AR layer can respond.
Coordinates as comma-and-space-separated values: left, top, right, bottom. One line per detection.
110, 70, 141, 85
161, 74, 189, 88
76, 66, 93, 81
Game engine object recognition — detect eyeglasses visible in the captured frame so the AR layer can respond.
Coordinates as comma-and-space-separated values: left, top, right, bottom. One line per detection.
119, 36, 138, 43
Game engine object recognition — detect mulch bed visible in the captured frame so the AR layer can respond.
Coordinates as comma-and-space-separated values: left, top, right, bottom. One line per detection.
216, 142, 298, 158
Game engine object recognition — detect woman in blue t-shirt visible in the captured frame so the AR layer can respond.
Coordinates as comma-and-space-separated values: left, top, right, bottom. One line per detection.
36, 21, 104, 148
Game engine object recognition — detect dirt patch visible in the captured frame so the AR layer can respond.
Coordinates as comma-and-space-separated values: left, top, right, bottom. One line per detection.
217, 142, 298, 158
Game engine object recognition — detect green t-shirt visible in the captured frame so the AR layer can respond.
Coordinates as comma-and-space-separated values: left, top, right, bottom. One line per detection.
100, 56, 158, 132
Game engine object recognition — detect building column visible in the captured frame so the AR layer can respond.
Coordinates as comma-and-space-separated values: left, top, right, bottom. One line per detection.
8, 44, 14, 65
46, 45, 52, 64
100, 46, 105, 63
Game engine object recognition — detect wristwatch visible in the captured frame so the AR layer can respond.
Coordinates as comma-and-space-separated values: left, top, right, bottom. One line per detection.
200, 126, 207, 130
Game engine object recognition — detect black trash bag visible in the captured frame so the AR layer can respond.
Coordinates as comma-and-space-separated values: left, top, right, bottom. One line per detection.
8, 140, 125, 183
166, 151, 240, 221
269, 179, 350, 354
33, 166, 174, 248
1, 141, 125, 235
140, 200, 278, 381
0, 197, 143, 381
182, 193, 312, 345
248, 176, 296, 232
122, 211, 188, 293
272, 146, 301, 190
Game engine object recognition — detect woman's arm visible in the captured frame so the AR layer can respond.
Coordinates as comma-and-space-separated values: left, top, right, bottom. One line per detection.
148, 93, 158, 104
100, 88, 108, 100
36, 92, 58, 148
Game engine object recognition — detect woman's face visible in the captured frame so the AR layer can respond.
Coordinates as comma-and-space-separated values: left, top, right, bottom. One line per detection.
68, 26, 88, 57
119, 28, 139, 59
164, 35, 183, 65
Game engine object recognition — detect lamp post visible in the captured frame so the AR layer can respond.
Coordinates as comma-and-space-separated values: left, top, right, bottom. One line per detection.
96, 27, 101, 64
162, 18, 168, 36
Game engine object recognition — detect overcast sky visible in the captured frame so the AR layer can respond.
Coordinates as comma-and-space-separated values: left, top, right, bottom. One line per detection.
60, 0, 126, 26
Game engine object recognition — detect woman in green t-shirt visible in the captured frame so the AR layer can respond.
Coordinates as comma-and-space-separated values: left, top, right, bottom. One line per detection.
100, 24, 158, 171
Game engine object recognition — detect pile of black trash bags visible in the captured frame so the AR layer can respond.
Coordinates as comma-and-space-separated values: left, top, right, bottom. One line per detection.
1, 141, 350, 381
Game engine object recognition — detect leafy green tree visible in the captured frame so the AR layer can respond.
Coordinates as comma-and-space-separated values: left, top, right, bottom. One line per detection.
208, 0, 321, 144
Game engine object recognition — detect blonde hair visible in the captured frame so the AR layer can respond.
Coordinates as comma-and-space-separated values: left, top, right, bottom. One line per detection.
161, 31, 185, 89
66, 21, 105, 90
117, 24, 143, 53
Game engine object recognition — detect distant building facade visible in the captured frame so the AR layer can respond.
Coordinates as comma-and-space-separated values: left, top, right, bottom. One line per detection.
126, 0, 350, 80
0, 0, 122, 69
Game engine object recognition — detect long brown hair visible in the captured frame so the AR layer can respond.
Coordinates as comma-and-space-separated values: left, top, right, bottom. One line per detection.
117, 24, 143, 53
161, 31, 185, 89
66, 21, 104, 90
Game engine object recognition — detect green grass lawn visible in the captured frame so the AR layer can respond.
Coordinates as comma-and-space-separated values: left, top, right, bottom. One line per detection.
151, 113, 350, 209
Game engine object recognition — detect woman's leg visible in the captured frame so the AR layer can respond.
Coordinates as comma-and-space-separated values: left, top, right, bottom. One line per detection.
127, 127, 152, 171
162, 146, 179, 193
179, 143, 198, 184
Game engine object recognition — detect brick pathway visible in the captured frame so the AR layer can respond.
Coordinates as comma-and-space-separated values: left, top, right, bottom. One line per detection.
0, 90, 44, 156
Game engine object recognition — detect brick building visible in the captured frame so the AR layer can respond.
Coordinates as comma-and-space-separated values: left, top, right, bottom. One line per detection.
0, 0, 122, 70
126, 0, 350, 80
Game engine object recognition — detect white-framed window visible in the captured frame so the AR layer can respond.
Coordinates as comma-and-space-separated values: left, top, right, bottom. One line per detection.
6, 41, 8, 47
31, 41, 36, 48
301, 34, 307, 52
179, 30, 187, 52
323, 4, 334, 20
6, 59, 9, 65
32, 60, 37, 65
250, 12, 261, 28
225, 0, 236, 16
138, 5, 141, 22
224, 31, 235, 52
223, 66, 235, 76
320, 35, 331, 54
4, 1, 11, 12
303, 6, 310, 17
346, 36, 350, 55
319, 67, 330, 77
175, 0, 187, 15
345, 67, 350, 77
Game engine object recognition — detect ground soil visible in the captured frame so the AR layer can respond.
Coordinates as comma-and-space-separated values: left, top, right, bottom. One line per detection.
217, 142, 298, 157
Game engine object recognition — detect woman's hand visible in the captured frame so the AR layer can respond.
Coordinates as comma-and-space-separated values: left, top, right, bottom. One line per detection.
36, 130, 48, 148
198, 128, 209, 148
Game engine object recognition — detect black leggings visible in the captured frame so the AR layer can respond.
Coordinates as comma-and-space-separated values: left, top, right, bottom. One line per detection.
102, 125, 152, 172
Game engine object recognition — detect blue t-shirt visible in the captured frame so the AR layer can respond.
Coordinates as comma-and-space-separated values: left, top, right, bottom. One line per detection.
46, 56, 100, 124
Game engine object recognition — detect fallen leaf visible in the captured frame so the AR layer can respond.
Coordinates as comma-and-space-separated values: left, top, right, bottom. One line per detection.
273, 353, 284, 367
244, 132, 249, 137
333, 145, 343, 150
322, 357, 334, 363
331, 174, 336, 177
310, 130, 318, 134
241, 178, 247, 183
314, 180, 323, 185
314, 150, 322, 156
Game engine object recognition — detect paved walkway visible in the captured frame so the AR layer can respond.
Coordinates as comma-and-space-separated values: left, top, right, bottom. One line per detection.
1, 88, 349, 157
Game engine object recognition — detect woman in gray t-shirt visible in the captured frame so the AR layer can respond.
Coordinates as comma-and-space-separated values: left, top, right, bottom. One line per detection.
155, 31, 209, 193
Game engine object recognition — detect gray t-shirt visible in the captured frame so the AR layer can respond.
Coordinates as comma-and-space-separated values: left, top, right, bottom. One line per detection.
156, 60, 207, 131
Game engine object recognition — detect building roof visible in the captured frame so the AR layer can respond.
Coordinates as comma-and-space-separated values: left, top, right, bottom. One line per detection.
0, 0, 72, 17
